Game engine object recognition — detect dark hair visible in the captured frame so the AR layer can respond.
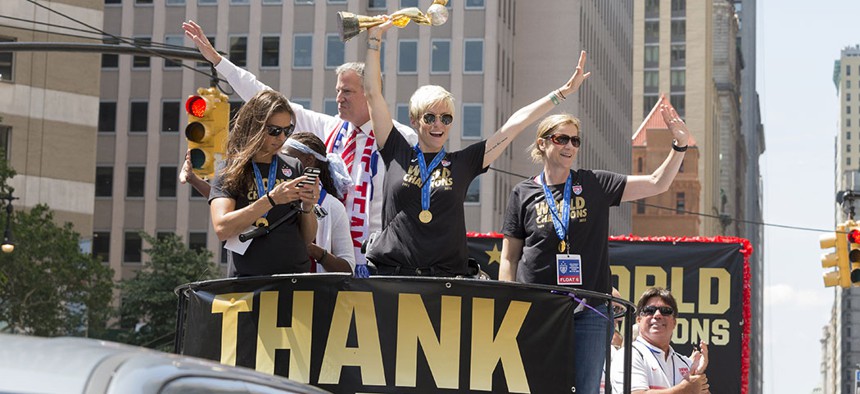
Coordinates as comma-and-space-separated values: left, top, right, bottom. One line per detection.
222, 90, 294, 195
635, 287, 678, 317
288, 132, 341, 200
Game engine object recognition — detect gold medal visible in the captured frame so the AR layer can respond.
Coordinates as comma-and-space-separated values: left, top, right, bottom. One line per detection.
558, 240, 567, 253
255, 217, 269, 227
419, 210, 433, 224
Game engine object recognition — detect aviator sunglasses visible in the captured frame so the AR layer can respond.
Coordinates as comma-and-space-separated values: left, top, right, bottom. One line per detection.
265, 123, 295, 137
422, 113, 454, 126
546, 134, 582, 148
638, 305, 675, 317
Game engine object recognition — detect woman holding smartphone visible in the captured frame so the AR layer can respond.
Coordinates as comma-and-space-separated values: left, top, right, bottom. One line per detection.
284, 132, 356, 274
209, 90, 319, 277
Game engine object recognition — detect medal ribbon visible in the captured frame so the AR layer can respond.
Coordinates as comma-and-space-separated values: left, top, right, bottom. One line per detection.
252, 156, 279, 219
414, 145, 447, 215
540, 172, 571, 252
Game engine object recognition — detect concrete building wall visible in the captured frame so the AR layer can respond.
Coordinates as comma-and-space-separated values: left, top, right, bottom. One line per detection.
0, 0, 102, 237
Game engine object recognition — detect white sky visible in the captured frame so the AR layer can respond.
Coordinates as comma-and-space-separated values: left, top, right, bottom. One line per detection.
759, 0, 860, 392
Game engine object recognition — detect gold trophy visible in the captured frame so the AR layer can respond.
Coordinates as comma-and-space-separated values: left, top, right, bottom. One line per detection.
337, 0, 449, 42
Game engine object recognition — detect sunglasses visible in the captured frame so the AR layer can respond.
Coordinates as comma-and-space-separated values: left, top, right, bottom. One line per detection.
546, 134, 582, 147
639, 305, 674, 317
265, 123, 295, 137
422, 113, 454, 126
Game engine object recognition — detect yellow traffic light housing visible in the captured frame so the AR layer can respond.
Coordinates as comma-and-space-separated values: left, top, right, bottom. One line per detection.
185, 87, 229, 180
821, 222, 850, 288
847, 222, 860, 285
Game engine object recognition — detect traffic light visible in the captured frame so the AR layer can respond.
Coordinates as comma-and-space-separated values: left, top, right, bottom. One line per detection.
185, 87, 229, 180
847, 222, 860, 284
821, 222, 850, 288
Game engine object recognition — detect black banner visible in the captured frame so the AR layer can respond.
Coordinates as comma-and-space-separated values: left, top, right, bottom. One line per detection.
467, 234, 751, 394
177, 275, 580, 393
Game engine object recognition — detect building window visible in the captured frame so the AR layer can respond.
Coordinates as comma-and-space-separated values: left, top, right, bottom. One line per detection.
127, 166, 145, 197
295, 0, 313, 4
848, 80, 853, 89
326, 34, 344, 69
848, 65, 852, 76
130, 102, 148, 132
163, 35, 183, 68
136, 0, 153, 4
671, 20, 686, 43
849, 93, 852, 102
465, 178, 480, 203
671, 44, 686, 67
644, 45, 659, 68
132, 37, 151, 68
671, 70, 686, 90
99, 102, 117, 132
162, 101, 180, 132
675, 192, 686, 214
671, 94, 685, 117
644, 21, 659, 44
636, 200, 645, 214
637, 157, 643, 173
368, 0, 386, 9
105, 0, 121, 4
293, 35, 313, 69
848, 131, 852, 140
398, 40, 418, 74
92, 231, 110, 262
101, 37, 119, 69
396, 104, 411, 126
431, 40, 451, 74
199, 0, 217, 5
848, 106, 852, 115
261, 36, 280, 67
324, 99, 338, 116
671, 0, 686, 17
644, 0, 659, 18
400, 0, 417, 7
850, 157, 853, 166
230, 36, 247, 67
0, 125, 9, 160
159, 166, 177, 197
464, 39, 484, 73
95, 166, 113, 197
849, 120, 853, 128
644, 71, 659, 94
189, 232, 208, 252
849, 144, 853, 153
462, 104, 482, 139
124, 231, 142, 263
465, 0, 484, 8
643, 95, 659, 118
166, 0, 185, 4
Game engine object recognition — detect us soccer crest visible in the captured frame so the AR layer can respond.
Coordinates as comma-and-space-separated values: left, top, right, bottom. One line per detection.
572, 185, 582, 195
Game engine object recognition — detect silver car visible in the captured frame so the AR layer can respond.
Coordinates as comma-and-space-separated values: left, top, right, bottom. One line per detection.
0, 334, 330, 394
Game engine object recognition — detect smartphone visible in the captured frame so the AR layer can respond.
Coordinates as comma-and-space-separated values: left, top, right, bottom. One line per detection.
298, 167, 320, 187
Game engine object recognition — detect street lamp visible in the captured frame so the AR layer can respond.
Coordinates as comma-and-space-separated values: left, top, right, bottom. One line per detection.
0, 194, 17, 253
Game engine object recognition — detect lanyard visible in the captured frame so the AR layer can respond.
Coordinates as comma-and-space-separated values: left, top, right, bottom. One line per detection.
540, 171, 571, 253
414, 145, 447, 213
252, 156, 278, 218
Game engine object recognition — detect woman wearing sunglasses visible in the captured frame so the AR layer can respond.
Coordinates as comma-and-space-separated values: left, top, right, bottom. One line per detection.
499, 101, 689, 392
362, 20, 590, 276
209, 90, 320, 277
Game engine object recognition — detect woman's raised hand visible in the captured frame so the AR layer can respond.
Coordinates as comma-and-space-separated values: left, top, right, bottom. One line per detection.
182, 20, 221, 65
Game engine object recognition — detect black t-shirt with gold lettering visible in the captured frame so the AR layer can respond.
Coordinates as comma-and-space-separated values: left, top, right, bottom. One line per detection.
368, 127, 487, 276
209, 155, 310, 277
502, 169, 626, 293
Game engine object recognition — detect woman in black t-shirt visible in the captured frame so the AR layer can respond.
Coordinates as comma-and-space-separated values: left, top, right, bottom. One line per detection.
361, 21, 591, 276
208, 90, 319, 277
499, 104, 690, 393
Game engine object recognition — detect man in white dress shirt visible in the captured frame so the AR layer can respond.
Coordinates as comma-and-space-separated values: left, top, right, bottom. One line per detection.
182, 21, 417, 273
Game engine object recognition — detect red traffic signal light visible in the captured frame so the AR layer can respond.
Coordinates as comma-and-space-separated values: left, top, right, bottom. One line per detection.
185, 87, 228, 180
